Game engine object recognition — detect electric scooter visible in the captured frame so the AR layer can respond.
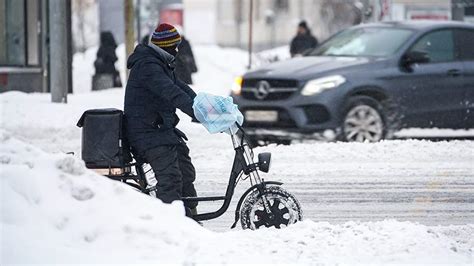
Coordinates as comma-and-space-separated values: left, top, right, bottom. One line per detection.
78, 109, 303, 229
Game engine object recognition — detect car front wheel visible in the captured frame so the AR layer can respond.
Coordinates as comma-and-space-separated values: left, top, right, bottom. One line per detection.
341, 97, 386, 142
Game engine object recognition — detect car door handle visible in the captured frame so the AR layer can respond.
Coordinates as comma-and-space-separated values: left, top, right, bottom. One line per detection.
447, 69, 461, 77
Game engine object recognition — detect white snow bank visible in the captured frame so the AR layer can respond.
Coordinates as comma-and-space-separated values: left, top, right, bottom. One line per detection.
1, 130, 473, 264
0, 129, 206, 264
396, 128, 474, 138
255, 45, 291, 64
72, 46, 98, 94
73, 44, 127, 94
0, 90, 124, 154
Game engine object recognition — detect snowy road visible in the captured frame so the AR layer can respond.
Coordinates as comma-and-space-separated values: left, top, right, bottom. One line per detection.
197, 162, 474, 231
187, 137, 474, 231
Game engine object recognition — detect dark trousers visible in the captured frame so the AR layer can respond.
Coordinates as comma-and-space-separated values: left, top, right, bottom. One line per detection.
144, 143, 198, 210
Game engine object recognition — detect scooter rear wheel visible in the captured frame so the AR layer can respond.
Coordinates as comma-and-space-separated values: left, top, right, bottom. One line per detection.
240, 186, 303, 230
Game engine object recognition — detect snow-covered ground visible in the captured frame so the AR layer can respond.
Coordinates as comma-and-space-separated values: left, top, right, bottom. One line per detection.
1, 44, 474, 264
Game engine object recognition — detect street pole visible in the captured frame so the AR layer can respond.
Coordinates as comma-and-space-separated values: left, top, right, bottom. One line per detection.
49, 0, 70, 103
124, 0, 135, 77
248, 0, 253, 69
66, 0, 73, 94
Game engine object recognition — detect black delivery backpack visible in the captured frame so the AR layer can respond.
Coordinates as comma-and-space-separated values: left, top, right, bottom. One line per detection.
76, 108, 132, 169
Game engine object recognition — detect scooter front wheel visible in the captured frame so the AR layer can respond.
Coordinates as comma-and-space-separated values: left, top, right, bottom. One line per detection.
240, 186, 303, 230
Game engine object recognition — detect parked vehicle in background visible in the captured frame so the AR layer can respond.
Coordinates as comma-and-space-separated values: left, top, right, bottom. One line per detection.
231, 21, 474, 145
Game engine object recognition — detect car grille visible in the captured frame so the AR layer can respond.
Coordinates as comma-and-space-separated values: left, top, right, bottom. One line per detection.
241, 79, 299, 101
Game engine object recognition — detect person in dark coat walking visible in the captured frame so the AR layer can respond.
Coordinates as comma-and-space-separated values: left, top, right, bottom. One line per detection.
290, 21, 319, 57
175, 32, 198, 84
94, 31, 122, 87
124, 23, 198, 217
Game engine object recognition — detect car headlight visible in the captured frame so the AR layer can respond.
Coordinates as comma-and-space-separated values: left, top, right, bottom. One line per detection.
231, 76, 243, 95
301, 75, 346, 96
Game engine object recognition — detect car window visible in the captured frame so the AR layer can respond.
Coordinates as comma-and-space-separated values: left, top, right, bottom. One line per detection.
455, 29, 474, 60
410, 30, 455, 63
310, 27, 413, 57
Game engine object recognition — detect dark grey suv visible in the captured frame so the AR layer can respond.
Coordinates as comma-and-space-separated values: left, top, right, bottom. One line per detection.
231, 21, 474, 144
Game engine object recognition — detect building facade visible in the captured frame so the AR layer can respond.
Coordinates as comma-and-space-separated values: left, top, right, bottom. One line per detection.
214, 0, 379, 51
213, 0, 474, 51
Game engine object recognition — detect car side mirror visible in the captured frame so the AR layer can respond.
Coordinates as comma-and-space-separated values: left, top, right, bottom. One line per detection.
402, 51, 430, 67
258, 152, 271, 173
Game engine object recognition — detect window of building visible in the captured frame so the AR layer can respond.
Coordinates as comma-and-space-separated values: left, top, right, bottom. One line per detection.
27, 0, 40, 65
0, 0, 26, 66
0, 0, 40, 67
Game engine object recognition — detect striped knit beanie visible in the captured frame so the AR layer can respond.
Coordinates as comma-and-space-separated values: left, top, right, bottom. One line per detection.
150, 23, 182, 48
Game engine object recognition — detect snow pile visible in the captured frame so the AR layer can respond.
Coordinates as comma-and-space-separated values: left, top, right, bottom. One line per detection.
255, 45, 291, 65
1, 131, 473, 264
73, 44, 127, 94
0, 129, 206, 264
0, 90, 124, 154
396, 127, 474, 138
72, 46, 98, 94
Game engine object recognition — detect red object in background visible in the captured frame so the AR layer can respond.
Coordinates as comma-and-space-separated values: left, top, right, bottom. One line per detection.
0, 74, 8, 86
159, 6, 183, 26
411, 14, 449, 20
379, 0, 391, 20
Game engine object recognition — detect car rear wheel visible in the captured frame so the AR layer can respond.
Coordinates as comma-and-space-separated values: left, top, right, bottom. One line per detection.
341, 97, 386, 142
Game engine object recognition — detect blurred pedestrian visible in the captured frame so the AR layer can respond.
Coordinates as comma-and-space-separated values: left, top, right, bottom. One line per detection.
290, 20, 319, 57
124, 23, 199, 218
94, 31, 122, 87
175, 26, 198, 85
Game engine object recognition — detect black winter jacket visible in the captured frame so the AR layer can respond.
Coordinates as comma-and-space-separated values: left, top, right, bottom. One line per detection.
124, 44, 196, 155
290, 32, 318, 57
175, 37, 197, 84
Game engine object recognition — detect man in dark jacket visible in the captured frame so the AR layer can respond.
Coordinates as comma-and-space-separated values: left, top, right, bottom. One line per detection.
290, 20, 319, 57
124, 23, 198, 217
175, 33, 198, 85
94, 31, 122, 87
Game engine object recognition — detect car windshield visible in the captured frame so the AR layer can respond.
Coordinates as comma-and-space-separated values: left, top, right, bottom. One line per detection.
310, 27, 414, 57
